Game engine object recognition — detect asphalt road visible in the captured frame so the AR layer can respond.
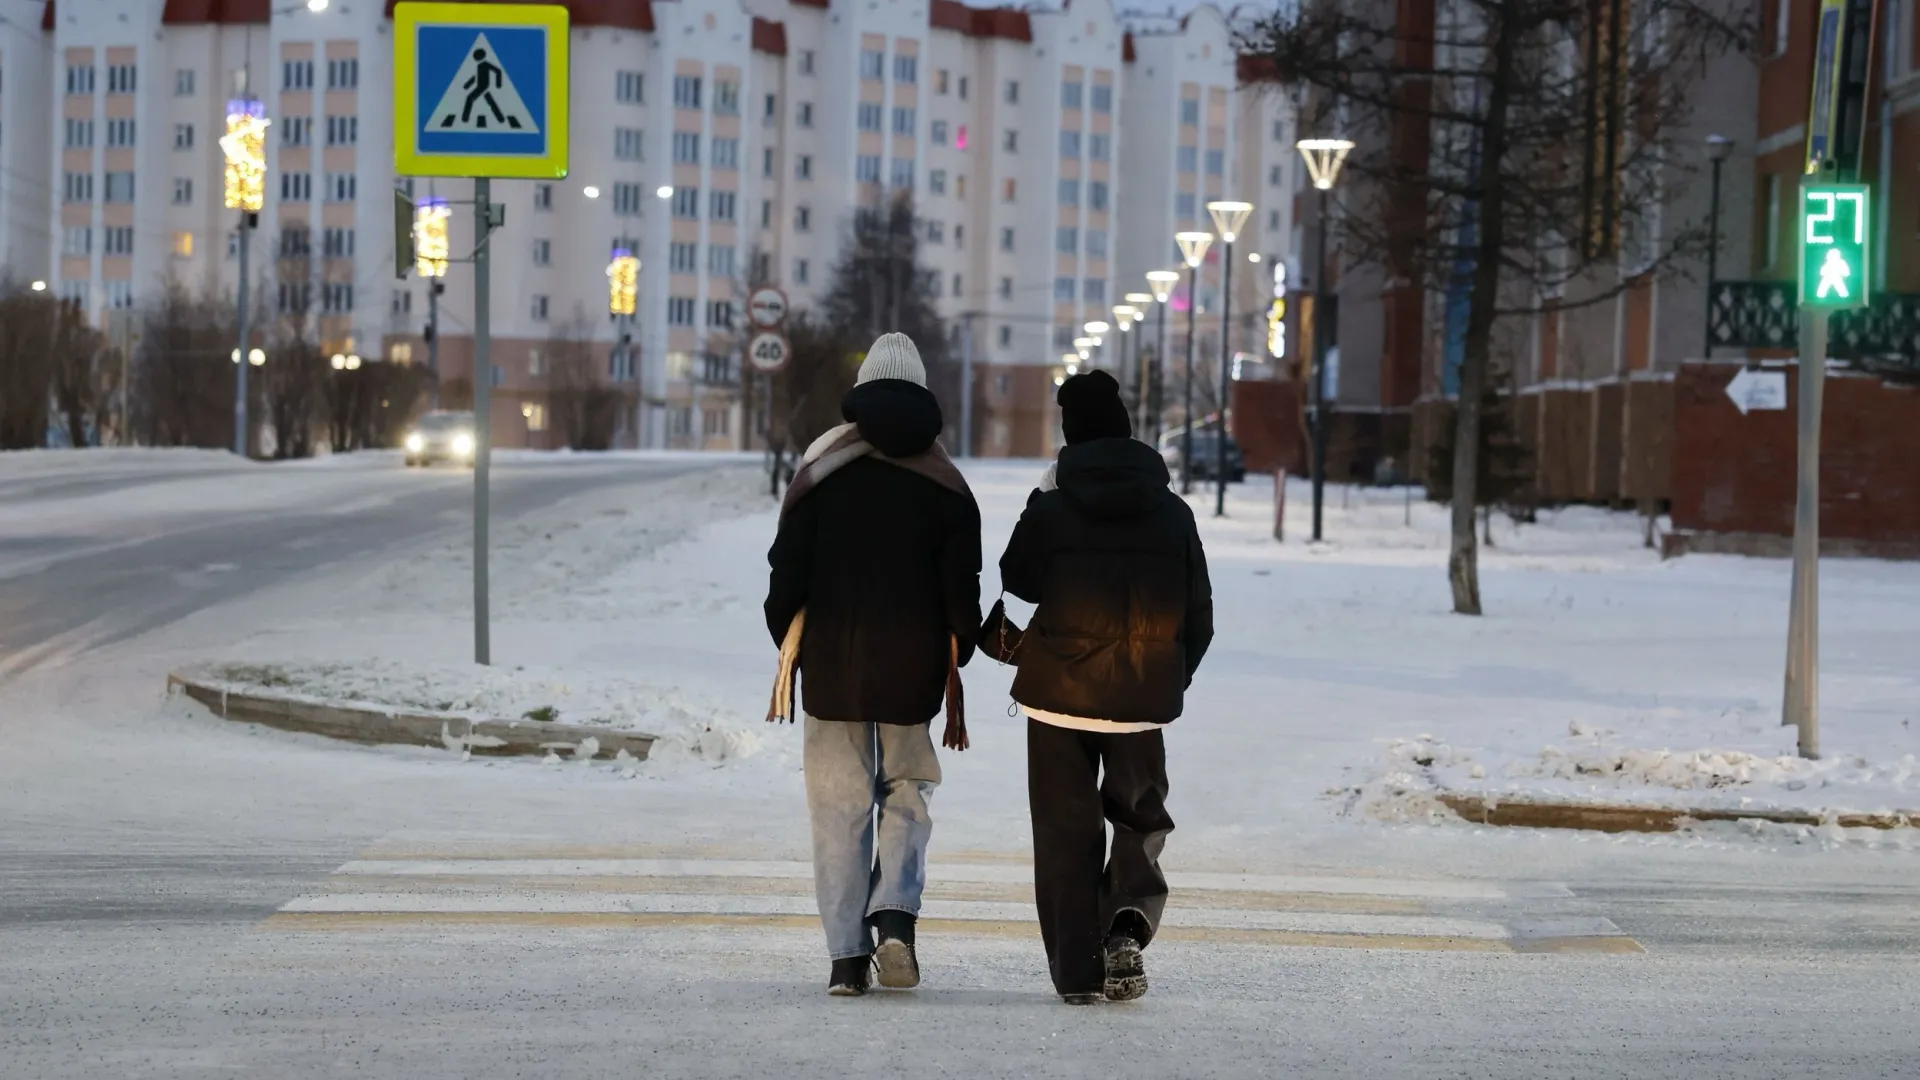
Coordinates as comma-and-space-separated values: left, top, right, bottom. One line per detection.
0, 454, 706, 679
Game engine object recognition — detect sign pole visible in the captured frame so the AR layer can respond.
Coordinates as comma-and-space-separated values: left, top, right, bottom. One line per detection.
473, 176, 492, 667
234, 213, 251, 457
1783, 310, 1826, 759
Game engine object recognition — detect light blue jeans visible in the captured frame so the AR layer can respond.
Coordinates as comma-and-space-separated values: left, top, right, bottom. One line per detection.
803, 717, 942, 960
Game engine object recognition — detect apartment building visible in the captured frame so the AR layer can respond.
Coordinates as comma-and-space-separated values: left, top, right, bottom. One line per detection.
3, 0, 1282, 455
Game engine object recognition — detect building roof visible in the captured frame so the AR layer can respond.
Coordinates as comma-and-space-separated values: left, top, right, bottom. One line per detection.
928, 0, 1032, 43
161, 0, 269, 24
41, 0, 54, 30
751, 15, 785, 55
379, 0, 654, 30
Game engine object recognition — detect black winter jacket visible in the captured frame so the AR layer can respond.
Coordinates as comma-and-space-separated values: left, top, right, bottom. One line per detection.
999, 437, 1213, 725
764, 380, 982, 725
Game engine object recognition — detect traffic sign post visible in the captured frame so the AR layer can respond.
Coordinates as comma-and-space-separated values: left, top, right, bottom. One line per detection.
1784, 180, 1870, 759
747, 332, 791, 374
395, 2, 570, 666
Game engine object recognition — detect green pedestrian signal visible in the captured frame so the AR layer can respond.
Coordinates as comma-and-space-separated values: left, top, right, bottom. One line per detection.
1799, 182, 1871, 310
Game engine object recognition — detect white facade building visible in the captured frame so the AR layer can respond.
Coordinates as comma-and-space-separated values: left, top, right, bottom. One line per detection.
0, 0, 1288, 455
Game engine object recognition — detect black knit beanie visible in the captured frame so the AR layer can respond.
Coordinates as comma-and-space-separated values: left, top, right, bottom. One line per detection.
1057, 370, 1132, 446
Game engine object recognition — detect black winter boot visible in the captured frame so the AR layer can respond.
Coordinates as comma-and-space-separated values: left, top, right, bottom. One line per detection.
870, 909, 920, 989
1103, 913, 1149, 1001
828, 956, 872, 997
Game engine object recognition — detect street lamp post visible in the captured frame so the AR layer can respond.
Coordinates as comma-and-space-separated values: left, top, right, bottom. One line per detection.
1296, 139, 1354, 542
1704, 134, 1733, 358
413, 196, 451, 406
1146, 270, 1179, 444
1174, 233, 1215, 495
220, 95, 268, 456
1206, 201, 1253, 517
1124, 294, 1155, 432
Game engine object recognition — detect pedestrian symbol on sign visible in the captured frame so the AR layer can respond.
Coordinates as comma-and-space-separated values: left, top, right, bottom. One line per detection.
1817, 248, 1851, 300
426, 34, 539, 135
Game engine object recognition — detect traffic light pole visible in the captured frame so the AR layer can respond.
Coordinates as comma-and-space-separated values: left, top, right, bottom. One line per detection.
1783, 309, 1826, 760
473, 177, 495, 667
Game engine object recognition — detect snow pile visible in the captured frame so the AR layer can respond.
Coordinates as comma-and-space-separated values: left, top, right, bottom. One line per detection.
201, 658, 764, 764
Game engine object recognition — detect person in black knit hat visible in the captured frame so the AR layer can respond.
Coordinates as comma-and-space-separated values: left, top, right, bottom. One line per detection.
995, 369, 1214, 1005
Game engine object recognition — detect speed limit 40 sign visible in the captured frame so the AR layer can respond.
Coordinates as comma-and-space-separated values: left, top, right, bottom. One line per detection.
748, 332, 791, 373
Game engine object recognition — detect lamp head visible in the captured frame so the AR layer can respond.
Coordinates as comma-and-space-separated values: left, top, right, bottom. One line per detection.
1175, 232, 1214, 268
1205, 200, 1253, 244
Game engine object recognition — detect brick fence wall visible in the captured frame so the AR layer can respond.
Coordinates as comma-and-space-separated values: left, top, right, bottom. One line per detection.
1670, 362, 1920, 551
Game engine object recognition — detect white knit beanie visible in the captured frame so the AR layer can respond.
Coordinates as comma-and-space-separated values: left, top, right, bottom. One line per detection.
856, 332, 927, 387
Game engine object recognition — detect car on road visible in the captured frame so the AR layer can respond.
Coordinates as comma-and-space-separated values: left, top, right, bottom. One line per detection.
402, 410, 477, 467
1158, 428, 1246, 483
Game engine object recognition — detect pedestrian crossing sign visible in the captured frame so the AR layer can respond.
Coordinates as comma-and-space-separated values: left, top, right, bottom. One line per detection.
394, 2, 569, 180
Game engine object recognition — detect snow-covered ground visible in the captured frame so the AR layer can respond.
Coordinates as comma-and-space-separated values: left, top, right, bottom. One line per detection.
181, 460, 1920, 853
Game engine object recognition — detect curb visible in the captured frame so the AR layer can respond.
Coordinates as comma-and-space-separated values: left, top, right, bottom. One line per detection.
167, 671, 656, 761
1438, 793, 1918, 834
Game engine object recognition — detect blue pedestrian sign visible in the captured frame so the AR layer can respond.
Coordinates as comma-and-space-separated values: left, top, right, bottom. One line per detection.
394, 3, 569, 180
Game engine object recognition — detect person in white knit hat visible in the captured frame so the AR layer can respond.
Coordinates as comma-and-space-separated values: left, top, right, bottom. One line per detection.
765, 332, 981, 997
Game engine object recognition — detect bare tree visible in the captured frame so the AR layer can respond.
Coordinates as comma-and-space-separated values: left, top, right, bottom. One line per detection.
820, 192, 956, 435
48, 299, 107, 448
261, 328, 327, 459
0, 284, 58, 449
1242, 0, 1745, 613
545, 313, 630, 451
134, 282, 236, 448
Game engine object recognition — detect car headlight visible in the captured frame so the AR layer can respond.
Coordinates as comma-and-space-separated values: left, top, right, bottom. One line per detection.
451, 432, 475, 456
404, 433, 425, 453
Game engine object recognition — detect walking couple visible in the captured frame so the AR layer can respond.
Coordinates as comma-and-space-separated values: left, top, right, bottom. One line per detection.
765, 333, 1214, 1005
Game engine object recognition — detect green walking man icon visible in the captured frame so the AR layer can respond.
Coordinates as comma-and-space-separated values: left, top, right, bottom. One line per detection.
1817, 247, 1852, 300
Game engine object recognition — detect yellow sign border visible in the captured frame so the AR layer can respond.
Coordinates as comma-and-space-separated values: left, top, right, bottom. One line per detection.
394, 2, 570, 180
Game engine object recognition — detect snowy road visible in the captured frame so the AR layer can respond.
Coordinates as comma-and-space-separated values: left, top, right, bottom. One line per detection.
0, 453, 1916, 1078
0, 452, 712, 679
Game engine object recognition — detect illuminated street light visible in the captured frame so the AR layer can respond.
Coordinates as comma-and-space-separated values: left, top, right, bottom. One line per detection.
583, 185, 601, 199
656, 185, 674, 199
1125, 292, 1155, 308
1206, 201, 1253, 245
1146, 270, 1179, 303
607, 249, 640, 316
220, 100, 270, 213
1175, 231, 1214, 268
306, 0, 329, 10
30, 280, 46, 292
1249, 252, 1263, 263
414, 199, 450, 278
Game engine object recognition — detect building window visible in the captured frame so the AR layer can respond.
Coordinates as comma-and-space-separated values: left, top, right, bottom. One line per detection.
713, 137, 739, 170
1088, 181, 1108, 211
1000, 227, 1015, 252
925, 220, 945, 245
287, 171, 315, 204
894, 54, 918, 83
62, 172, 93, 203
667, 296, 696, 325
929, 169, 946, 195
1003, 129, 1018, 153
1269, 209, 1281, 231
1084, 278, 1106, 302
326, 58, 359, 90
673, 75, 702, 109
1091, 84, 1112, 113
323, 227, 356, 257
1054, 276, 1075, 301
326, 115, 359, 146
283, 60, 313, 91
1205, 149, 1224, 176
531, 295, 550, 322
798, 101, 814, 127
764, 92, 777, 119
703, 408, 731, 437
277, 282, 312, 313
174, 123, 194, 150
706, 299, 734, 327
1086, 230, 1108, 257
936, 69, 950, 94
103, 226, 134, 255
860, 50, 884, 80
673, 186, 700, 218
65, 64, 95, 95
62, 227, 91, 256
709, 246, 735, 276
795, 205, 812, 231
858, 103, 882, 132
763, 147, 775, 177
106, 119, 136, 147
670, 242, 697, 272
391, 341, 413, 362
325, 173, 356, 202
710, 190, 736, 221
1002, 178, 1016, 202
1273, 120, 1286, 141
931, 120, 948, 146
64, 119, 93, 148
617, 70, 644, 103
393, 292, 412, 317
172, 178, 193, 205
951, 273, 962, 296
1269, 164, 1283, 187
797, 154, 813, 180
524, 403, 548, 431
998, 325, 1012, 347
104, 172, 135, 203
673, 131, 701, 163
1056, 228, 1077, 254
890, 158, 914, 189
1180, 98, 1199, 126
856, 155, 882, 183
958, 75, 969, 100
1062, 80, 1082, 109
1054, 326, 1074, 348
800, 50, 816, 75
616, 127, 644, 161
282, 116, 311, 146
1178, 146, 1198, 173
323, 283, 355, 313
714, 81, 739, 114
612, 182, 643, 216
175, 69, 195, 96
106, 64, 136, 94
1005, 79, 1019, 104
279, 228, 311, 257
1089, 134, 1110, 162
1058, 178, 1079, 204
105, 281, 135, 310
892, 107, 916, 135
529, 348, 549, 377
532, 238, 551, 266
954, 224, 964, 247
668, 406, 692, 436
1176, 192, 1196, 218
998, 278, 1012, 300
795, 258, 810, 284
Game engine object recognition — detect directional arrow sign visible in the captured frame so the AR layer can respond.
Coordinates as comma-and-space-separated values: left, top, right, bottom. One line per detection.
748, 287, 789, 329
1726, 367, 1787, 415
